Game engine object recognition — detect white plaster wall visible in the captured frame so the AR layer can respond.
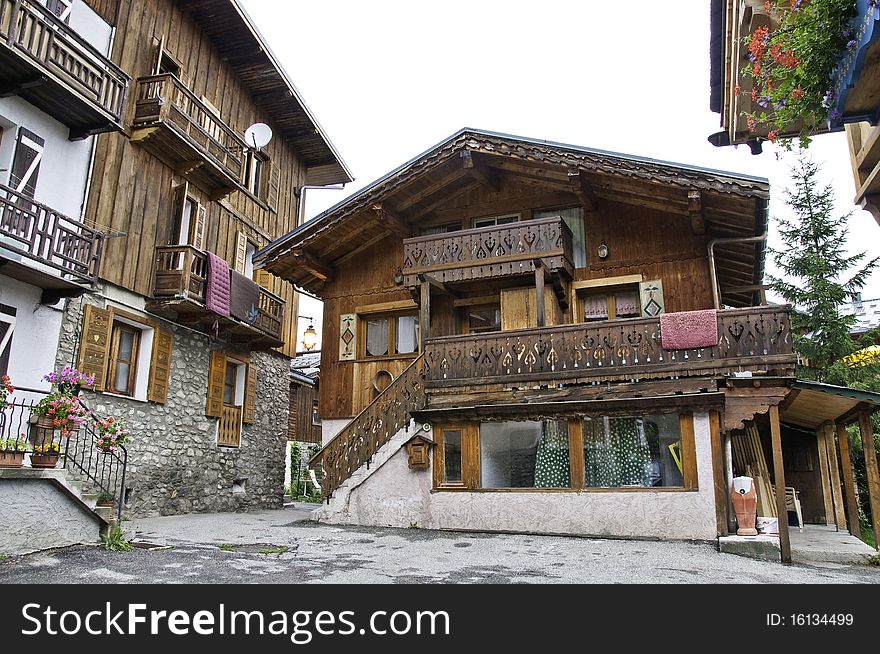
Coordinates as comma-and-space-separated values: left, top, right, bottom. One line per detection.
0, 275, 62, 394
0, 96, 92, 220
319, 413, 719, 541
0, 478, 102, 555
69, 0, 113, 55
322, 418, 351, 446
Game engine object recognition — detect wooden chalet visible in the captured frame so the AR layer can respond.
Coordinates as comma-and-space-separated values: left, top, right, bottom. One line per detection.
259, 129, 880, 559
49, 0, 351, 517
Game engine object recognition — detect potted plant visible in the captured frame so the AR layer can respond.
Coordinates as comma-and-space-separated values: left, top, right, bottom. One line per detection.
43, 366, 95, 396
96, 491, 115, 507
32, 393, 88, 442
96, 416, 129, 454
31, 441, 60, 468
0, 374, 13, 412
0, 434, 29, 468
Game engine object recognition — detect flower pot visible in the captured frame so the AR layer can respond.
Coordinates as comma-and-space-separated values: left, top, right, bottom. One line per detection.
0, 451, 25, 468
31, 414, 56, 446
30, 453, 59, 469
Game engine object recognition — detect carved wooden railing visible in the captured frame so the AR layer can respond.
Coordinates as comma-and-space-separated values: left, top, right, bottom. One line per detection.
0, 0, 128, 124
152, 244, 285, 341
218, 405, 242, 447
311, 354, 427, 500
0, 182, 102, 286
401, 216, 574, 287
132, 74, 246, 182
424, 306, 796, 388
153, 245, 208, 301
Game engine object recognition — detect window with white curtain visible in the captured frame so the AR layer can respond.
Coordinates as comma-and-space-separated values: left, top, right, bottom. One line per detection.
361, 313, 419, 358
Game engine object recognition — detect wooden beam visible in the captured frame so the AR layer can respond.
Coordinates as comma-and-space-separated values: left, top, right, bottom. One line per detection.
292, 249, 334, 282
417, 273, 458, 298
816, 423, 836, 526
567, 172, 598, 211
709, 410, 729, 537
395, 167, 465, 211
824, 423, 847, 530
405, 178, 481, 220
419, 280, 430, 351
770, 404, 792, 563
688, 190, 705, 234
372, 203, 410, 237
836, 422, 863, 537
834, 401, 873, 427
858, 410, 880, 550
460, 151, 500, 191
535, 260, 545, 328
333, 230, 387, 266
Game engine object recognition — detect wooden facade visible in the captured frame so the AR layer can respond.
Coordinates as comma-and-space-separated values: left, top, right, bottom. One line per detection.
84, 0, 351, 358
289, 379, 321, 444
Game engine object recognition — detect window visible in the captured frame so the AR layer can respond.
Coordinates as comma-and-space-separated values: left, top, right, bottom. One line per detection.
215, 355, 247, 448
581, 287, 640, 321
457, 304, 501, 334
473, 213, 519, 228
432, 414, 696, 492
43, 0, 72, 23
0, 304, 15, 377
362, 313, 419, 358
169, 195, 197, 245
108, 323, 140, 396
535, 207, 586, 268
223, 362, 237, 405
243, 149, 267, 199
480, 421, 570, 489
311, 399, 321, 426
419, 222, 461, 236
244, 240, 256, 279
582, 414, 683, 488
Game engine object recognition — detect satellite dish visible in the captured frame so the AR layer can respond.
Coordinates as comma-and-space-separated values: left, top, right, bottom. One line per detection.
244, 122, 272, 150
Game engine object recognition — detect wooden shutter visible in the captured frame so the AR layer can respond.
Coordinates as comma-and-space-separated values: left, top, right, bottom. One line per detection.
147, 329, 173, 403
11, 128, 44, 199
77, 304, 113, 392
266, 160, 280, 211
254, 268, 273, 288
170, 182, 188, 245
234, 231, 247, 274
242, 363, 257, 424
191, 203, 207, 250
206, 351, 226, 417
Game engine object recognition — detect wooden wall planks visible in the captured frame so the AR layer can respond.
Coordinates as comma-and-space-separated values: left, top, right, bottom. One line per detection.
87, 0, 305, 357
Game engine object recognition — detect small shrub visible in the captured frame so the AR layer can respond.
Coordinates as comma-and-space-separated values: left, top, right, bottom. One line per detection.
101, 526, 133, 552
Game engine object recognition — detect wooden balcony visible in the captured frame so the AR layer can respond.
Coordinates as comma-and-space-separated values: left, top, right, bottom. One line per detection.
423, 306, 795, 389
401, 216, 574, 289
0, 0, 128, 138
131, 74, 246, 198
0, 182, 102, 297
147, 245, 285, 348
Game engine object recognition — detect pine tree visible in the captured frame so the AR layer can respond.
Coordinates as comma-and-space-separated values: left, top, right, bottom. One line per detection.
769, 153, 878, 384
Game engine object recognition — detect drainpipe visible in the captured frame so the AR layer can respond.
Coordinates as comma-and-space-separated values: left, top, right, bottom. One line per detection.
708, 231, 768, 309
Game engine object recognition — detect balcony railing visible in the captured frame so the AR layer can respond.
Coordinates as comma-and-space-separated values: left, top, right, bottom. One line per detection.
401, 216, 574, 288
132, 74, 246, 194
0, 182, 102, 287
151, 244, 285, 344
218, 405, 242, 447
0, 0, 128, 135
424, 306, 795, 388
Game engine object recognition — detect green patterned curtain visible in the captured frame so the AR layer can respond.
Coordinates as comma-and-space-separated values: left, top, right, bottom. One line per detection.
533, 420, 570, 488
583, 417, 653, 487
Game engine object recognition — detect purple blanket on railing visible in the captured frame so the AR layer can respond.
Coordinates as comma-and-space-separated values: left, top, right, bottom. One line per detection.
660, 309, 718, 350
205, 252, 231, 317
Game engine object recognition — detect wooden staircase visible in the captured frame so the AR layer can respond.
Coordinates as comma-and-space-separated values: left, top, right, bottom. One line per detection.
310, 354, 427, 499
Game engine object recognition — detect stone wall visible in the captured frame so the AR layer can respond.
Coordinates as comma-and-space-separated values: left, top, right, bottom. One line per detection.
56, 293, 289, 517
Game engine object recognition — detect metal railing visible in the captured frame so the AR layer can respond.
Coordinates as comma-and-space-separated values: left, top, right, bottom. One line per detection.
0, 0, 128, 123
0, 387, 127, 521
0, 182, 103, 286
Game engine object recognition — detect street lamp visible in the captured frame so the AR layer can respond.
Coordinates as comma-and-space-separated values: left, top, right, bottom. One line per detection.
299, 316, 318, 351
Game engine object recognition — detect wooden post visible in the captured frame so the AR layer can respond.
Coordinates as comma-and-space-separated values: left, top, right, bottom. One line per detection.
824, 423, 847, 530
769, 405, 792, 563
534, 261, 545, 328
419, 279, 430, 351
816, 423, 836, 525
858, 410, 880, 550
837, 422, 862, 537
709, 411, 729, 537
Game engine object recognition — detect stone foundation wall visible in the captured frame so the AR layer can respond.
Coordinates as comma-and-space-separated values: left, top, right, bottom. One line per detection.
56, 293, 289, 517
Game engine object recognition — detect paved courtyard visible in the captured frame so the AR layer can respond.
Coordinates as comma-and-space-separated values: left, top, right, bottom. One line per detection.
1, 505, 878, 584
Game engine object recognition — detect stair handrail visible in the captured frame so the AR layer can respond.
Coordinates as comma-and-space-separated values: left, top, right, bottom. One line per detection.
310, 353, 427, 500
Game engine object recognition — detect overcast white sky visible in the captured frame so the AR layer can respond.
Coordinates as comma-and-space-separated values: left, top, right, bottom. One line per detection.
241, 0, 880, 351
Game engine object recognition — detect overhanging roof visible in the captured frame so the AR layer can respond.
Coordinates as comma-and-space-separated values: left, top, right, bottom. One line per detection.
179, 0, 352, 185
257, 128, 770, 302
782, 380, 880, 430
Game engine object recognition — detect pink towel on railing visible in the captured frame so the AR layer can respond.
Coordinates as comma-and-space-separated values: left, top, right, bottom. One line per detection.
660, 309, 718, 350
205, 251, 231, 318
